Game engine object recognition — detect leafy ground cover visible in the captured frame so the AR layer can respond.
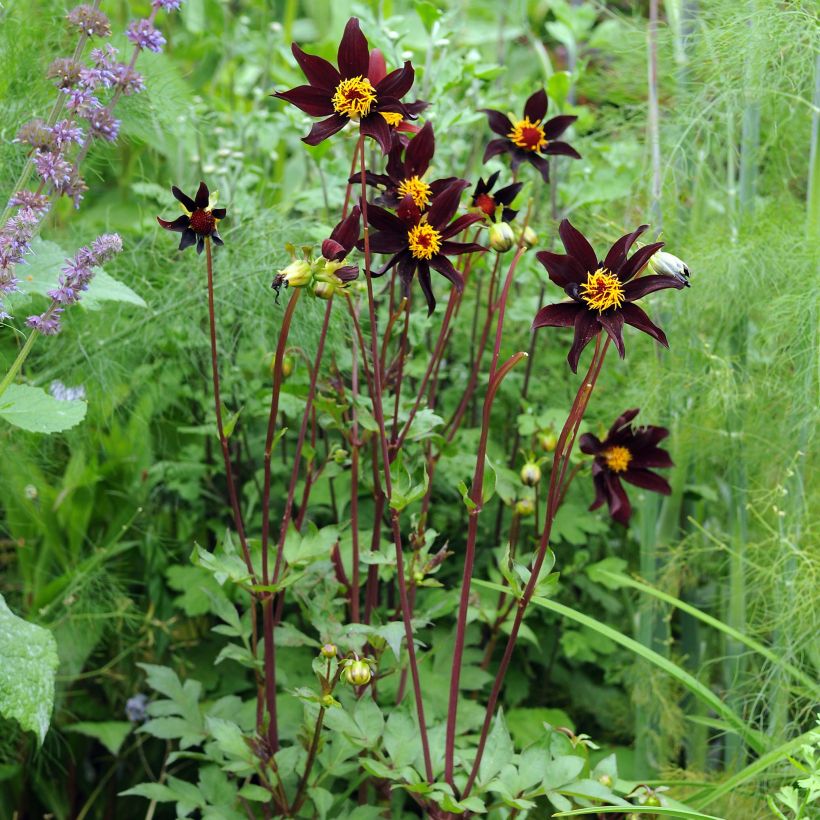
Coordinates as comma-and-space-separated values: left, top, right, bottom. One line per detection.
0, 0, 817, 818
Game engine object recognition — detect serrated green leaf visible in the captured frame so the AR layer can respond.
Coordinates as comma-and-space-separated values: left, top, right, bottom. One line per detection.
66, 721, 132, 755
0, 384, 86, 433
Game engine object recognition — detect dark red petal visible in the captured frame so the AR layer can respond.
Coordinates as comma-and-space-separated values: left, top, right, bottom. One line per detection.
604, 225, 647, 272
364, 201, 406, 232
622, 468, 672, 495
396, 194, 421, 225
376, 62, 415, 101
178, 228, 196, 251
607, 475, 632, 525
360, 113, 392, 154
532, 301, 583, 329
481, 108, 514, 137
440, 212, 484, 240
417, 264, 437, 314
439, 239, 485, 256
396, 251, 418, 286
291, 43, 339, 90
542, 114, 576, 139
374, 251, 405, 277
589, 472, 607, 511
622, 273, 686, 300
194, 181, 209, 208
543, 141, 581, 160
579, 432, 601, 455
535, 250, 587, 287
524, 88, 548, 122
618, 241, 664, 282
621, 303, 668, 347
195, 235, 205, 255
597, 311, 625, 358
337, 17, 370, 79
428, 179, 470, 230
322, 239, 346, 260
483, 138, 510, 162
368, 48, 387, 84
630, 447, 673, 469
171, 186, 196, 211
157, 214, 190, 232
494, 181, 523, 206
429, 254, 464, 293
430, 177, 459, 197
607, 408, 641, 439
274, 85, 335, 117
559, 219, 598, 272
211, 232, 224, 246
368, 231, 407, 254
327, 205, 361, 255
567, 310, 601, 373
527, 153, 551, 182
405, 120, 434, 178
211, 208, 227, 219
303, 113, 348, 146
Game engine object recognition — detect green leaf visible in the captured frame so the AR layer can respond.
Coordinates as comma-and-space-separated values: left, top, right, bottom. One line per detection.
0, 384, 86, 433
384, 711, 419, 770
0, 595, 58, 744
360, 758, 395, 779
542, 755, 585, 791
415, 0, 442, 32
66, 721, 132, 755
119, 783, 178, 801
237, 783, 272, 801
478, 708, 514, 785
547, 71, 573, 107
553, 808, 724, 819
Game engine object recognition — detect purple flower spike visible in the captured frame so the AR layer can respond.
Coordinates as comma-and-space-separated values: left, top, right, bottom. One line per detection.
152, 0, 184, 9
126, 19, 166, 53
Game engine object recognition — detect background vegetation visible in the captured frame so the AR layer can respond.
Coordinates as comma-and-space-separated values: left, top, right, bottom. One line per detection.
0, 0, 817, 818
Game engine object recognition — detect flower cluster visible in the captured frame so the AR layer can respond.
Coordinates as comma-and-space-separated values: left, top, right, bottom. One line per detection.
26, 233, 122, 335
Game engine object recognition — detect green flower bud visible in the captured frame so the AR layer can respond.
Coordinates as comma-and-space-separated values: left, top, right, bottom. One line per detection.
538, 431, 557, 452
515, 497, 535, 517
413, 570, 425, 584
488, 221, 515, 253
272, 259, 312, 293
313, 280, 337, 300
332, 448, 349, 464
320, 693, 336, 708
520, 461, 542, 486
344, 659, 372, 686
644, 796, 661, 807
516, 225, 537, 249
320, 643, 337, 658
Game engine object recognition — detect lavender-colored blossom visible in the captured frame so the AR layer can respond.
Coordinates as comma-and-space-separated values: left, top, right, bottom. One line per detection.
86, 108, 120, 142
114, 65, 145, 96
52, 119, 84, 149
27, 307, 64, 335
152, 0, 184, 9
34, 150, 73, 188
50, 380, 86, 401
47, 57, 83, 89
125, 693, 149, 723
8, 192, 51, 216
91, 234, 123, 260
66, 5, 112, 38
15, 120, 54, 151
63, 86, 101, 115
126, 19, 166, 53
59, 172, 89, 209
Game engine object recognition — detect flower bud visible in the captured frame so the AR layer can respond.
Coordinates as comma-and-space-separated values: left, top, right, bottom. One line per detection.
517, 225, 537, 249
313, 280, 337, 300
515, 497, 535, 517
332, 448, 348, 465
344, 659, 372, 686
413, 570, 425, 584
538, 431, 557, 452
520, 461, 542, 487
488, 221, 515, 253
320, 693, 336, 708
320, 643, 337, 658
281, 355, 294, 378
598, 774, 613, 788
272, 259, 312, 293
649, 250, 690, 287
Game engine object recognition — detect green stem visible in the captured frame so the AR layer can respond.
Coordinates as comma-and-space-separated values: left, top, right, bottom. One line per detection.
0, 330, 39, 400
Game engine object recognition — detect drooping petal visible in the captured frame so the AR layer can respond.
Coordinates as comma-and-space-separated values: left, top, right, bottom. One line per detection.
527, 153, 551, 182
194, 181, 209, 208
618, 241, 664, 282
376, 62, 415, 101
211, 232, 224, 246
337, 17, 370, 79
405, 120, 434, 178
303, 113, 348, 145
579, 432, 602, 455
327, 205, 361, 257
171, 186, 196, 212
524, 88, 548, 122
360, 112, 392, 154
196, 234, 205, 255
483, 138, 510, 162
273, 85, 335, 117
559, 219, 598, 272
178, 228, 197, 251
429, 254, 464, 293
211, 208, 227, 219
375, 250, 406, 277
416, 261, 436, 314
543, 141, 581, 160
532, 301, 583, 329
621, 302, 669, 347
291, 43, 339, 90
335, 264, 359, 282
606, 474, 632, 525
481, 108, 514, 137
322, 239, 346, 260
542, 114, 576, 140
597, 310, 625, 358
589, 472, 607, 511
603, 225, 647, 272
622, 468, 672, 495
157, 214, 190, 232
440, 212, 484, 239
622, 274, 686, 300
567, 310, 601, 373
535, 250, 587, 287
427, 179, 469, 230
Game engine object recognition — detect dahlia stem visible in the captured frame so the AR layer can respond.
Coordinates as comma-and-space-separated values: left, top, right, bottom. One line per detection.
0, 330, 39, 401
357, 135, 433, 783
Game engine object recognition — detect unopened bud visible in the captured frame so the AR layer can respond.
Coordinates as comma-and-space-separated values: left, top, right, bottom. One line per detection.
488, 221, 515, 253
520, 462, 542, 486
332, 448, 348, 465
281, 355, 294, 378
313, 280, 337, 300
272, 259, 312, 293
649, 250, 690, 287
538, 432, 557, 452
413, 571, 424, 584
515, 497, 535, 517
344, 659, 373, 686
517, 225, 537, 249
320, 643, 337, 658
320, 693, 336, 708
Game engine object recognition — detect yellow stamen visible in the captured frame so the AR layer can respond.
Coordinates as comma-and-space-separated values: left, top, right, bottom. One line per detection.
507, 116, 547, 152
603, 446, 632, 473
397, 175, 432, 209
381, 111, 403, 127
579, 268, 625, 313
407, 220, 442, 260
332, 76, 377, 119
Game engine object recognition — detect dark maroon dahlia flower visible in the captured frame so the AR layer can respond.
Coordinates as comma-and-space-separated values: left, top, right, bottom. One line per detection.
362, 179, 486, 314
471, 170, 523, 223
482, 89, 580, 182
532, 219, 687, 372
157, 181, 225, 254
580, 408, 672, 525
355, 122, 456, 210
272, 17, 418, 154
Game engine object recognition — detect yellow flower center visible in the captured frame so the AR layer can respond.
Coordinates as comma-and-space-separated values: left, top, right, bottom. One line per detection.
407, 220, 442, 260
508, 117, 547, 152
579, 268, 625, 313
332, 76, 377, 119
381, 111, 403, 127
397, 176, 432, 209
603, 446, 632, 473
